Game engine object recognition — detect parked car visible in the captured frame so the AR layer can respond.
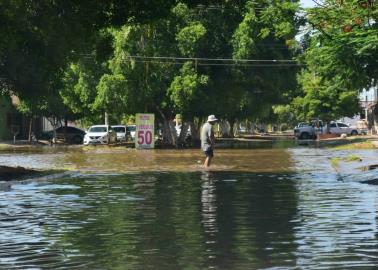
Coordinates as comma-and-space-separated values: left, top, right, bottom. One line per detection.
294, 120, 364, 140
238, 127, 247, 134
126, 125, 136, 141
40, 126, 85, 144
327, 121, 360, 136
111, 125, 127, 142
83, 125, 117, 145
175, 124, 191, 138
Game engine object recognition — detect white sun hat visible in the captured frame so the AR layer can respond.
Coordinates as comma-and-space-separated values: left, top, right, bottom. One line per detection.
207, 115, 218, 122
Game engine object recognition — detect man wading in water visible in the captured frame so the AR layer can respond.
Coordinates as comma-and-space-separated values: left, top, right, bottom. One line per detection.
201, 115, 218, 167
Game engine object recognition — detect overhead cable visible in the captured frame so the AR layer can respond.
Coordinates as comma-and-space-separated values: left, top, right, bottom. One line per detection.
126, 55, 298, 63
125, 59, 304, 67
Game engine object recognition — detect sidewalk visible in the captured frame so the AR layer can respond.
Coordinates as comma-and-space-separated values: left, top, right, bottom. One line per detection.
0, 140, 50, 149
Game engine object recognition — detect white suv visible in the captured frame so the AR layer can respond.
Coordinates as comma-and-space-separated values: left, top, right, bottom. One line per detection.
111, 125, 127, 142
83, 125, 117, 145
126, 125, 136, 141
328, 122, 360, 136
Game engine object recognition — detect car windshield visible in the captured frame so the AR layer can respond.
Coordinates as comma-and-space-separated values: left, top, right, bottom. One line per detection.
127, 126, 136, 132
89, 127, 107, 132
113, 127, 125, 133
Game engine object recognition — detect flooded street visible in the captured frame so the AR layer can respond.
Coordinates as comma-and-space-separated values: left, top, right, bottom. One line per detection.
1, 145, 378, 269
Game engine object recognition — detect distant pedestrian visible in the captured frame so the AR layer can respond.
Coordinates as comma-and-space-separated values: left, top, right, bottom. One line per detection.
201, 115, 218, 167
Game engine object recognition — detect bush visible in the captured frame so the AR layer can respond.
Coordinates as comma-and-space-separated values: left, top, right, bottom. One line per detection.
280, 123, 288, 132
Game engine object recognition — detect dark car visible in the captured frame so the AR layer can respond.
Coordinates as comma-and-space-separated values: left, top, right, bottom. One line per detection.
41, 126, 86, 144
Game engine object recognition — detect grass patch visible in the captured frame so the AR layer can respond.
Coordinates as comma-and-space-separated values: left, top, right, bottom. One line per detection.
344, 154, 362, 162
331, 158, 341, 168
0, 144, 12, 150
331, 155, 362, 169
82, 145, 98, 151
332, 140, 375, 150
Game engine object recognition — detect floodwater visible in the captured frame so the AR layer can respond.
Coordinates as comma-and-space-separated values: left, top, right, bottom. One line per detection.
1, 145, 378, 269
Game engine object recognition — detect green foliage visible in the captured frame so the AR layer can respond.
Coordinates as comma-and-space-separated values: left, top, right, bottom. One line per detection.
60, 61, 103, 121
294, 69, 360, 122
232, 7, 258, 59
94, 74, 128, 115
2, 0, 302, 132
293, 0, 376, 122
176, 23, 207, 56
233, 0, 300, 59
168, 62, 208, 116
272, 105, 295, 125
0, 0, 207, 123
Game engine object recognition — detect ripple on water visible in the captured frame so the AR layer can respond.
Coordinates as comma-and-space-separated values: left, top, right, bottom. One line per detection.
1, 149, 378, 269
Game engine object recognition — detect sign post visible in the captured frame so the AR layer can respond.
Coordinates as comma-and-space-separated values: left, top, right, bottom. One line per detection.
135, 113, 155, 149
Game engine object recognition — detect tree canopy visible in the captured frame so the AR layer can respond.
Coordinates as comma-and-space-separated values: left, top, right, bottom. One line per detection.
293, 0, 377, 122
0, 0, 208, 99
2, 0, 308, 143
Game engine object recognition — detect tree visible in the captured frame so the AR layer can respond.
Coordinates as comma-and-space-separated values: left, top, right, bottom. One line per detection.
294, 0, 377, 121
0, 0, 208, 102
228, 0, 301, 130
58, 1, 301, 145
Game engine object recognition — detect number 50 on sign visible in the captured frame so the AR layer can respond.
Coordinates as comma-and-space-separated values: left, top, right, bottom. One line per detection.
135, 113, 155, 149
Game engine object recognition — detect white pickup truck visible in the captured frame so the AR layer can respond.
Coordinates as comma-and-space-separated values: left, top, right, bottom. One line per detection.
294, 121, 364, 140
294, 122, 322, 140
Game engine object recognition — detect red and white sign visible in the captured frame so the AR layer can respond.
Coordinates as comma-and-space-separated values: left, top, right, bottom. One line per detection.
135, 113, 155, 149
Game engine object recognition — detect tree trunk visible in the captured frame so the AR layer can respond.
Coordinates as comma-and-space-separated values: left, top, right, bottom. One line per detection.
218, 120, 230, 137
47, 117, 59, 144
246, 120, 251, 133
189, 121, 199, 141
195, 118, 203, 140
234, 120, 240, 137
229, 119, 235, 138
155, 106, 177, 147
177, 122, 189, 147
28, 117, 33, 142
162, 119, 178, 146
63, 118, 68, 142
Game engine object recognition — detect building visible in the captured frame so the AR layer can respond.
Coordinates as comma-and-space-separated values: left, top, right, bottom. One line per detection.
0, 95, 43, 141
360, 86, 378, 134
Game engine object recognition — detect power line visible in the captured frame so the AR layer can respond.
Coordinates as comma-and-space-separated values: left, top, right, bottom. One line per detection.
124, 58, 304, 68
80, 54, 303, 67
125, 55, 298, 63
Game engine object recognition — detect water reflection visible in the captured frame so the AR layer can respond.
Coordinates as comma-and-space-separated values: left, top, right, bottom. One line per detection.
0, 172, 299, 269
201, 171, 218, 269
1, 148, 378, 269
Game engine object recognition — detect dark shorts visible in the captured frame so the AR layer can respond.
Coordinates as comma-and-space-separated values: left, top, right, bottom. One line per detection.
204, 147, 214, 158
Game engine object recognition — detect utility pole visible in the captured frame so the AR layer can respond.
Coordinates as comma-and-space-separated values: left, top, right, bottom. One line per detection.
105, 112, 109, 125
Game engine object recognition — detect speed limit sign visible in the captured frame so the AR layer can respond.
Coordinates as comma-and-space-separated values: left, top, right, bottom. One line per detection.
135, 113, 155, 149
